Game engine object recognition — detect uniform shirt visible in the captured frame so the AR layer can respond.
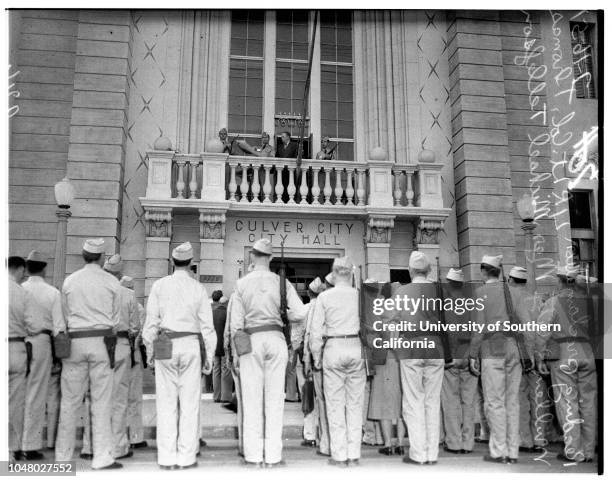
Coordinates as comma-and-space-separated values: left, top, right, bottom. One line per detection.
22, 275, 63, 334
59, 263, 120, 335
142, 269, 216, 367
118, 286, 140, 334
469, 280, 531, 359
229, 268, 306, 335
309, 284, 360, 363
290, 300, 310, 351
303, 298, 318, 361
9, 276, 36, 337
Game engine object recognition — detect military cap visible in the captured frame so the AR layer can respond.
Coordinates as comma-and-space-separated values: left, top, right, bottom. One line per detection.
446, 268, 464, 282
104, 254, 123, 273
120, 275, 134, 289
83, 238, 105, 254
308, 277, 324, 294
333, 256, 353, 271
324, 272, 335, 286
26, 250, 47, 265
172, 242, 193, 261
481, 254, 503, 269
509, 266, 528, 280
252, 238, 273, 256
364, 278, 378, 284
219, 295, 229, 304
409, 251, 430, 271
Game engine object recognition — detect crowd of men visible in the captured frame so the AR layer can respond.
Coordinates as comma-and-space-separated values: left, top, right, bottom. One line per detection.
7, 237, 599, 469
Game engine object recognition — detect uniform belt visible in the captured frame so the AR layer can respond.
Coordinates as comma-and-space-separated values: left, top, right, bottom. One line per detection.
9, 336, 26, 342
39, 329, 53, 336
323, 334, 359, 340
553, 336, 590, 344
244, 325, 283, 335
117, 331, 130, 338
69, 329, 113, 339
163, 331, 199, 339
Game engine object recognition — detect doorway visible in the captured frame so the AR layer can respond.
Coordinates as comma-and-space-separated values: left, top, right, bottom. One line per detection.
270, 257, 333, 301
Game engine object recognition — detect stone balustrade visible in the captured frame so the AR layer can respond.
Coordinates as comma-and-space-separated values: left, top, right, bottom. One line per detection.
144, 149, 445, 211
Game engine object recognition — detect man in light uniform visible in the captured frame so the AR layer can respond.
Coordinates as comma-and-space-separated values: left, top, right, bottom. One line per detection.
391, 251, 446, 465
311, 256, 365, 467
8, 256, 35, 462
127, 282, 147, 449
142, 242, 216, 469
230, 239, 306, 467
441, 267, 478, 455
469, 255, 531, 464
20, 251, 63, 460
536, 266, 597, 463
54, 239, 122, 470
299, 277, 325, 449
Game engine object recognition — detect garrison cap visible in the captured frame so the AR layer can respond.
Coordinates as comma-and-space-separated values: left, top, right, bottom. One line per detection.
219, 295, 229, 304
509, 266, 528, 280
252, 238, 273, 256
333, 256, 353, 271
481, 255, 503, 269
308, 277, 324, 294
120, 276, 134, 289
324, 272, 335, 286
409, 251, 430, 271
446, 268, 464, 282
364, 278, 378, 283
104, 254, 123, 273
83, 238, 105, 254
26, 250, 47, 265
172, 242, 193, 261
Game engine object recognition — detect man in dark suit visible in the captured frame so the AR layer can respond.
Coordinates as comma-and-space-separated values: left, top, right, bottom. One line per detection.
276, 131, 298, 158
211, 291, 233, 403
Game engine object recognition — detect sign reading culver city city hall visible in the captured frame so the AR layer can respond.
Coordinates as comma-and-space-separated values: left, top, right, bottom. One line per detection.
232, 219, 358, 246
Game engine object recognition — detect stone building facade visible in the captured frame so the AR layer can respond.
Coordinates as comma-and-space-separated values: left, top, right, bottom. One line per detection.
8, 10, 600, 301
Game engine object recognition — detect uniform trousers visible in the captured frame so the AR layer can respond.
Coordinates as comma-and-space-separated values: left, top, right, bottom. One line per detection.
550, 343, 597, 460
155, 336, 202, 467
46, 364, 61, 448
55, 337, 114, 469
480, 339, 521, 459
312, 369, 330, 453
441, 365, 478, 451
322, 338, 365, 462
240, 331, 288, 464
22, 333, 53, 451
212, 355, 233, 402
295, 357, 318, 441
81, 340, 131, 458
230, 362, 244, 455
9, 342, 28, 452
400, 358, 444, 463
127, 347, 144, 444
519, 370, 556, 448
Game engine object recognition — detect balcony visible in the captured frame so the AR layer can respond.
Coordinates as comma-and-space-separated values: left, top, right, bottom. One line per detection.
139, 145, 450, 221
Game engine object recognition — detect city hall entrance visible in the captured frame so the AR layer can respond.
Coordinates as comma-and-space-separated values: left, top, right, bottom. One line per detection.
270, 257, 333, 302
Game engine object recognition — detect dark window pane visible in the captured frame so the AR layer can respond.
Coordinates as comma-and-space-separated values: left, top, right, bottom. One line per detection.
229, 97, 244, 115
338, 84, 352, 102
321, 102, 336, 120
338, 120, 353, 138
232, 21, 247, 38
276, 81, 291, 99
248, 21, 264, 40
245, 116, 261, 134
231, 38, 247, 56
321, 119, 335, 135
228, 114, 243, 132
247, 39, 263, 57
568, 191, 592, 229
276, 98, 291, 113
246, 97, 262, 116
337, 45, 352, 63
246, 79, 263, 97
337, 102, 352, 120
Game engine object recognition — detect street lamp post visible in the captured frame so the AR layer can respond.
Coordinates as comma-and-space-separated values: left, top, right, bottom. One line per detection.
53, 177, 75, 289
517, 193, 537, 292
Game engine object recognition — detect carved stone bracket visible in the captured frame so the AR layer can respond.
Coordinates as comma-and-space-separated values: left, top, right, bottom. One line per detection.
416, 217, 445, 245
366, 215, 395, 244
199, 211, 227, 240
144, 208, 172, 238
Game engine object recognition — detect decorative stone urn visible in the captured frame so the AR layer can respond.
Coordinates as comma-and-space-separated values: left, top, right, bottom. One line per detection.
153, 136, 172, 151
205, 138, 225, 153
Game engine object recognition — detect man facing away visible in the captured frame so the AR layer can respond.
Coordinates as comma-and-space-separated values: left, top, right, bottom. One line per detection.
229, 238, 306, 467
54, 238, 122, 470
20, 251, 63, 461
211, 291, 233, 403
310, 256, 366, 467
142, 242, 216, 470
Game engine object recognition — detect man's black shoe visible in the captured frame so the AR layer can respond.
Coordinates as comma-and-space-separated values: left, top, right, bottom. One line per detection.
264, 461, 286, 468
116, 451, 133, 460
243, 460, 263, 468
402, 455, 425, 465
378, 447, 394, 456
460, 449, 473, 454
159, 464, 177, 470
222, 403, 238, 413
94, 462, 123, 470
395, 446, 405, 456
130, 441, 148, 449
443, 445, 461, 454
328, 459, 348, 467
301, 439, 316, 447
507, 458, 518, 464
79, 453, 93, 460
13, 451, 24, 461
316, 450, 330, 457
21, 451, 44, 460
347, 459, 359, 466
475, 438, 489, 444
178, 462, 198, 469
483, 455, 507, 464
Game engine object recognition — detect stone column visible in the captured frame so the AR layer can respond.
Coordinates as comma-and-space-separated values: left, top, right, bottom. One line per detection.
364, 215, 394, 282
199, 209, 226, 294
144, 207, 172, 301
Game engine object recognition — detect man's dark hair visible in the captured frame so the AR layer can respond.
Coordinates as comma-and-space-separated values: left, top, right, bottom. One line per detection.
8, 256, 26, 270
82, 250, 102, 263
173, 257, 192, 267
281, 131, 291, 138
509, 276, 527, 284
26, 260, 47, 275
480, 263, 500, 278
212, 290, 223, 302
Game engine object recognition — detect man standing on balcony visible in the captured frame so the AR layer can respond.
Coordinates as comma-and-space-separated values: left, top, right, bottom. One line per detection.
276, 131, 298, 158
316, 137, 336, 160
236, 131, 274, 157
